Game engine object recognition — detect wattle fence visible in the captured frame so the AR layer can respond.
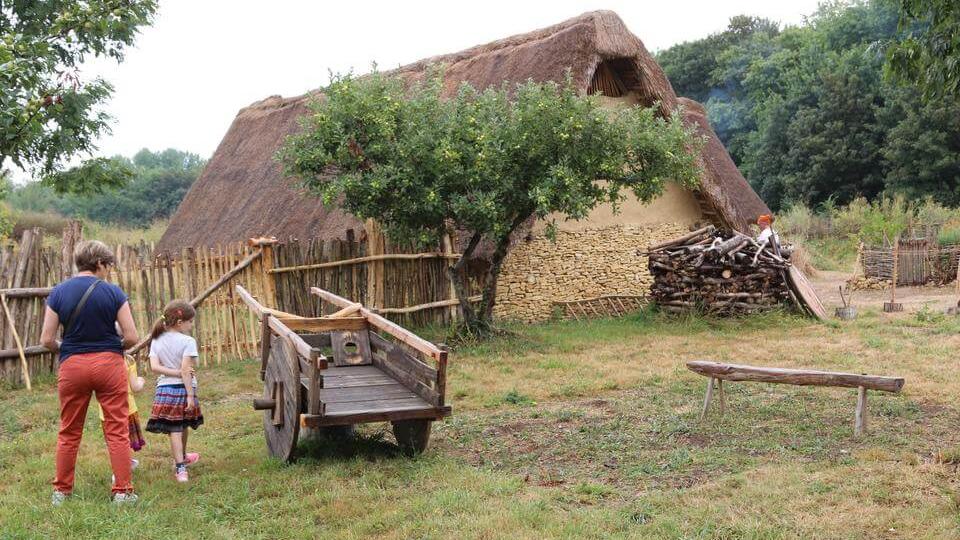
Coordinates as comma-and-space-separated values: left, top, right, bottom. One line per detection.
0, 222, 477, 387
861, 239, 960, 286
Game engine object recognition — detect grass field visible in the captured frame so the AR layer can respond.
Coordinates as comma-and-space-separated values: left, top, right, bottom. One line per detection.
2, 309, 959, 539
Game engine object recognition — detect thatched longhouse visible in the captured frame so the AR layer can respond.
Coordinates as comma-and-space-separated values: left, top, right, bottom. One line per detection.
160, 10, 771, 321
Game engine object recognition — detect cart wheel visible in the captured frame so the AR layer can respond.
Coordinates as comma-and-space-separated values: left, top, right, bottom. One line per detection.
391, 419, 431, 455
255, 336, 301, 462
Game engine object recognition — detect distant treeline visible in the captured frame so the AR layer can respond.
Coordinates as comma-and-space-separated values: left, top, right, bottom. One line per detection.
8, 148, 205, 227
657, 0, 960, 211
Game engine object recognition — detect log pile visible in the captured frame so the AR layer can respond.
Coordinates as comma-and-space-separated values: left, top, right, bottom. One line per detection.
645, 226, 796, 316
847, 276, 890, 291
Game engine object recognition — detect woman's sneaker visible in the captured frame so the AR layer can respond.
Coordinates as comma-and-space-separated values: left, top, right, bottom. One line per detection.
51, 491, 69, 506
175, 463, 188, 483
184, 452, 200, 466
112, 492, 138, 505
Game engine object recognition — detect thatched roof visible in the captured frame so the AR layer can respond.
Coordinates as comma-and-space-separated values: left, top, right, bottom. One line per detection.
159, 10, 768, 251
678, 97, 770, 232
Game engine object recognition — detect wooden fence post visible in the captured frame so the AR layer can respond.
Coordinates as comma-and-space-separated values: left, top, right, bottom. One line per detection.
441, 233, 458, 324
365, 219, 386, 310
60, 220, 82, 280
248, 237, 278, 309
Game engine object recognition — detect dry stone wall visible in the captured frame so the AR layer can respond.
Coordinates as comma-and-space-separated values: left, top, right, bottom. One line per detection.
494, 222, 690, 321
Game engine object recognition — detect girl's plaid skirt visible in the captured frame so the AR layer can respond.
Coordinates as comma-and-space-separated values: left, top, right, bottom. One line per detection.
146, 384, 204, 433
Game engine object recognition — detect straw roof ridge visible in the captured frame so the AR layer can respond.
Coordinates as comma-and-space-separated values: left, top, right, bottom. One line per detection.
159, 10, 768, 251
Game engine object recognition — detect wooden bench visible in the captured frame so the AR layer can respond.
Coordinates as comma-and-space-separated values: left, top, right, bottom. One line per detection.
687, 361, 905, 436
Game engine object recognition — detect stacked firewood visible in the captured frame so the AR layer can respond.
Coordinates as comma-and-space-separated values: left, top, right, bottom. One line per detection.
644, 225, 796, 316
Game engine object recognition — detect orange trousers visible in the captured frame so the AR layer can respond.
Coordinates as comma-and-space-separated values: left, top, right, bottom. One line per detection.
54, 351, 133, 495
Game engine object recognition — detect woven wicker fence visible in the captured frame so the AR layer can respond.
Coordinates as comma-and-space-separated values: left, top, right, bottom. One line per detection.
861, 240, 960, 286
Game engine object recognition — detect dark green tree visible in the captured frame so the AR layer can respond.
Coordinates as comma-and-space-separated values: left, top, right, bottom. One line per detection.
881, 88, 960, 204
279, 71, 701, 334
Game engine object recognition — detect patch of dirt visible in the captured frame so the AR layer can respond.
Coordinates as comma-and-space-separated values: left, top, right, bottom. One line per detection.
812, 270, 958, 314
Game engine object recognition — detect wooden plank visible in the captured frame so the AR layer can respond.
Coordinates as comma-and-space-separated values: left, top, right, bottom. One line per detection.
301, 406, 450, 427
370, 349, 441, 406
317, 383, 413, 402
330, 329, 372, 367
324, 396, 436, 416
687, 361, 904, 393
311, 287, 444, 360
278, 317, 368, 333
785, 265, 828, 320
320, 377, 398, 389
369, 332, 437, 381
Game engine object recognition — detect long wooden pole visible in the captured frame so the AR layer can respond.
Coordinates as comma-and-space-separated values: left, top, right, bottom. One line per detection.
268, 252, 462, 275
127, 249, 263, 355
1, 294, 30, 390
373, 295, 482, 315
0, 287, 52, 298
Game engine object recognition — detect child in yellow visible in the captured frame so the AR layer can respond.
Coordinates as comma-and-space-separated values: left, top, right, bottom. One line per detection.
98, 355, 147, 474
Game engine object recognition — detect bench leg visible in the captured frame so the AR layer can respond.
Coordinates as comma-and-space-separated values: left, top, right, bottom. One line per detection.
854, 386, 867, 437
700, 377, 715, 421
717, 379, 726, 416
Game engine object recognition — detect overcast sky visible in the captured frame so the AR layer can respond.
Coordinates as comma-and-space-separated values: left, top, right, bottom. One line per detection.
77, 0, 823, 164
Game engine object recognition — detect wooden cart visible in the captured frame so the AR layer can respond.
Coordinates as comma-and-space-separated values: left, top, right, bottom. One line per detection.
237, 285, 451, 461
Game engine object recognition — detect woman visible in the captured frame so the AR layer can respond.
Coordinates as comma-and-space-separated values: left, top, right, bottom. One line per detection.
40, 240, 140, 505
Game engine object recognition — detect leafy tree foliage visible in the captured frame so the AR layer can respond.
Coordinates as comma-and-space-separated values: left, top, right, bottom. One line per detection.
0, 1, 157, 189
887, 0, 960, 99
657, 0, 960, 211
8, 148, 205, 227
280, 71, 700, 333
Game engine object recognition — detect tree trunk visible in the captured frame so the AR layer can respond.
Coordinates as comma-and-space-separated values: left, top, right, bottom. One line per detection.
446, 232, 481, 329
447, 214, 530, 336
479, 235, 511, 324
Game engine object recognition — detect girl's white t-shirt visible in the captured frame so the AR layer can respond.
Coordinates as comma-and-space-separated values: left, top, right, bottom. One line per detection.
149, 331, 199, 387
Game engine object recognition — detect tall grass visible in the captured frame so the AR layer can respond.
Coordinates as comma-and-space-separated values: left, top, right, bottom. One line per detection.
84, 219, 168, 246
7, 208, 167, 246
776, 197, 960, 271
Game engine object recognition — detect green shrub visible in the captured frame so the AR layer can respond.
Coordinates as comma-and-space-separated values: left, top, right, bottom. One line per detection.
938, 226, 960, 246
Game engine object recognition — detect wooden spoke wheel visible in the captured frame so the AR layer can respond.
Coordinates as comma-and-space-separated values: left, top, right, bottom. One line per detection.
253, 335, 302, 462
391, 419, 432, 456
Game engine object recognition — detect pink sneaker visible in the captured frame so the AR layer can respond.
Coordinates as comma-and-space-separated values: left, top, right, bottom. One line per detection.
175, 469, 189, 483
184, 453, 200, 466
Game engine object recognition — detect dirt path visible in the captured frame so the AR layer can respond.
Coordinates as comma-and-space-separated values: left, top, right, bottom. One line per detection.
809, 269, 958, 313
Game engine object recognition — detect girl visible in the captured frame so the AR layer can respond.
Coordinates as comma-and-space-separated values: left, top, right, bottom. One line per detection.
146, 300, 204, 483
98, 354, 147, 481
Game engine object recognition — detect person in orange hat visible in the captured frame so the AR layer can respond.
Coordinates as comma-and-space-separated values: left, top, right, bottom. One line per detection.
753, 214, 781, 265
756, 214, 778, 245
